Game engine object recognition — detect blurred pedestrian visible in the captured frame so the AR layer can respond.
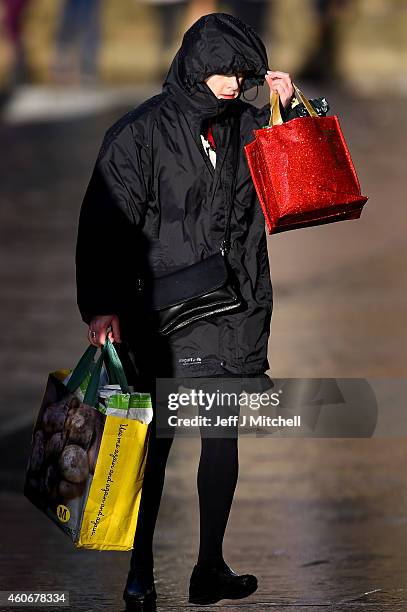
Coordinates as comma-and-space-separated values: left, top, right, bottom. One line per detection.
225, 0, 270, 41
52, 0, 101, 84
298, 0, 350, 83
1, 0, 32, 87
141, 0, 188, 80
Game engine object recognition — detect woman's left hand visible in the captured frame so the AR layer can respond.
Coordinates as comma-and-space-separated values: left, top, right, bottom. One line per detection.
265, 70, 294, 109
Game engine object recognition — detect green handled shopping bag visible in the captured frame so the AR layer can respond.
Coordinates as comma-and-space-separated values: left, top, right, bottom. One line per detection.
24, 338, 153, 551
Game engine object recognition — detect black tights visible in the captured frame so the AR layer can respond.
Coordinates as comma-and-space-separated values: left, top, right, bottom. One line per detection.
129, 377, 241, 573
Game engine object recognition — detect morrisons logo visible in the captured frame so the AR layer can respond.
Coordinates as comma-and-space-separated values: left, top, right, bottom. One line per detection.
56, 504, 70, 523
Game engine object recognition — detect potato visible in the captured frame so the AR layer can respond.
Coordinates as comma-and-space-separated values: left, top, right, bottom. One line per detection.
59, 479, 86, 500
65, 408, 76, 431
50, 483, 60, 501
59, 444, 89, 483
69, 397, 80, 410
44, 464, 58, 496
29, 430, 45, 472
67, 405, 97, 448
42, 399, 69, 435
45, 431, 67, 461
64, 396, 80, 429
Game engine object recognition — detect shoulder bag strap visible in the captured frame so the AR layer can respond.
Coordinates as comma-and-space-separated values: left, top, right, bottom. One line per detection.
220, 112, 241, 256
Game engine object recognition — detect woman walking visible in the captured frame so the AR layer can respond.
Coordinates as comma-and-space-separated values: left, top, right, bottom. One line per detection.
75, 13, 328, 610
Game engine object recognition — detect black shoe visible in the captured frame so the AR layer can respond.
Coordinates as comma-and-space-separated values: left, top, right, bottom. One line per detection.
123, 567, 157, 611
188, 559, 258, 605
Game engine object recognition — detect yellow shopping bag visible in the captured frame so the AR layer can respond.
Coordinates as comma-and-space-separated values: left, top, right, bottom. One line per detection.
24, 339, 153, 551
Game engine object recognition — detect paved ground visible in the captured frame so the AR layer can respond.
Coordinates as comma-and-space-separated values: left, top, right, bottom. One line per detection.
1, 84, 406, 611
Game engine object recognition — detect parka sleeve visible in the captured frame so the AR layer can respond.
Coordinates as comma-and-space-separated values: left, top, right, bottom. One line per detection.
75, 124, 152, 325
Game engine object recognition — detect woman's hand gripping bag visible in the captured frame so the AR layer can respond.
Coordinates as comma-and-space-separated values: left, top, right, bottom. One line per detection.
23, 338, 153, 551
244, 83, 368, 234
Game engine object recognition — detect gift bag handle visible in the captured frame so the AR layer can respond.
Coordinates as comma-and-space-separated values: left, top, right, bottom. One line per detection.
268, 82, 318, 127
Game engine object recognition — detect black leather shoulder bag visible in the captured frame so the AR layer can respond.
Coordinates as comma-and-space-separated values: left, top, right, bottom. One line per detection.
146, 115, 244, 336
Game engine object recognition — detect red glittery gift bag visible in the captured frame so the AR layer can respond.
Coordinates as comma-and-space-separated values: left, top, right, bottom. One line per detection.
244, 84, 368, 234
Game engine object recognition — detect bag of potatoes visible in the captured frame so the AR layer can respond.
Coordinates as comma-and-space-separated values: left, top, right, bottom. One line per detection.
24, 338, 153, 551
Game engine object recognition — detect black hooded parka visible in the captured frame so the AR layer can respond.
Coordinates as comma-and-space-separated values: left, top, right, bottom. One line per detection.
75, 13, 327, 381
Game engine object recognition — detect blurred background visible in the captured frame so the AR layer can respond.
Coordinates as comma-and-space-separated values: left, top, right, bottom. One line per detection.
1, 0, 406, 90
1, 1, 407, 610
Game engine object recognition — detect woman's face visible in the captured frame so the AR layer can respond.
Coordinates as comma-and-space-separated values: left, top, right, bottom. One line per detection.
204, 72, 245, 99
